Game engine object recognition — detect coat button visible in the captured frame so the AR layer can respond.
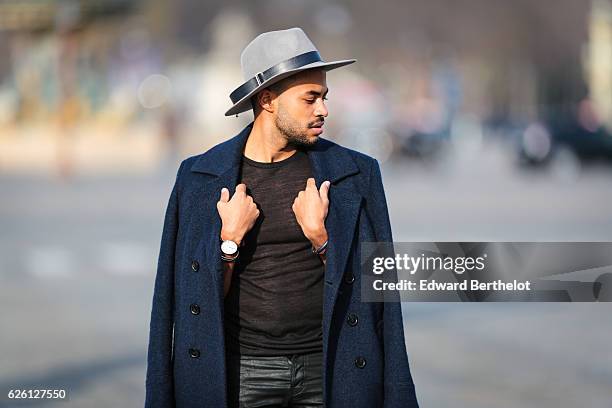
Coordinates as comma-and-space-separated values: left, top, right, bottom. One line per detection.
355, 356, 366, 369
347, 313, 358, 326
189, 348, 200, 358
190, 304, 200, 315
191, 260, 200, 272
344, 273, 355, 284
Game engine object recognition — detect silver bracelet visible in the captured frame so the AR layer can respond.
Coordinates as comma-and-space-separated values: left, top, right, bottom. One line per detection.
312, 240, 328, 255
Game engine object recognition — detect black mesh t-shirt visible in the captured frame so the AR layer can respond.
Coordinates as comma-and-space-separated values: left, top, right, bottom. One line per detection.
223, 148, 325, 356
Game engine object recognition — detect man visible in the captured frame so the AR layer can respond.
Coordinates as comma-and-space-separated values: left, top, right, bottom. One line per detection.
145, 28, 419, 408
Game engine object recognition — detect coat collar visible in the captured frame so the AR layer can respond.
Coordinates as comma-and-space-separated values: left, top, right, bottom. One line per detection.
189, 121, 360, 184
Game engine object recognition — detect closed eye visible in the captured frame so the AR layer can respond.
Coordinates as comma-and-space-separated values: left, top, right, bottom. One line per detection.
305, 96, 328, 104
303, 89, 329, 103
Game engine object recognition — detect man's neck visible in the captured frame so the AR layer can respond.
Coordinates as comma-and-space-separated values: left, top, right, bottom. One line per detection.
243, 119, 296, 163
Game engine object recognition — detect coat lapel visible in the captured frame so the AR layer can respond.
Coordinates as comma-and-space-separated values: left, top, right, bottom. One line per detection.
188, 123, 252, 294
307, 141, 362, 348
307, 141, 361, 288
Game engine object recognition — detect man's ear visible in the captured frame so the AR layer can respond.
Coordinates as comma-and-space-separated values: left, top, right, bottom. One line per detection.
257, 89, 276, 114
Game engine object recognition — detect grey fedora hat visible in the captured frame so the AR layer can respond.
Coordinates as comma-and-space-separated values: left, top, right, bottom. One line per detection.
225, 27, 356, 116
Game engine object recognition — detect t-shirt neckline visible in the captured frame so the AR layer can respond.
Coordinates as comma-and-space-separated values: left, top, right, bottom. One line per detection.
242, 149, 305, 169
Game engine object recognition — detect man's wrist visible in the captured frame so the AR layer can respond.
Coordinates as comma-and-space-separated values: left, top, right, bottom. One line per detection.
308, 227, 328, 250
220, 229, 243, 246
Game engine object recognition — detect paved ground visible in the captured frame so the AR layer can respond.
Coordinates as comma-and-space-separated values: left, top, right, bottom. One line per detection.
1, 142, 611, 407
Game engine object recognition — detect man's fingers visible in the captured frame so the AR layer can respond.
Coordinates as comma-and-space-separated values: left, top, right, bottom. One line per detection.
319, 180, 331, 202
219, 187, 230, 203
234, 183, 247, 196
306, 177, 316, 190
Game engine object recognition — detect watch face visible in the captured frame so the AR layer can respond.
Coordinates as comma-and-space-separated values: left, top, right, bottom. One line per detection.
221, 240, 238, 255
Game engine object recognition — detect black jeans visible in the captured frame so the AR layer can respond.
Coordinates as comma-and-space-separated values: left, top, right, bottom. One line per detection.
226, 350, 324, 408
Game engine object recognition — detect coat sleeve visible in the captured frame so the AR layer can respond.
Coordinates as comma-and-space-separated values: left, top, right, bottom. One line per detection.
368, 159, 420, 408
145, 162, 184, 408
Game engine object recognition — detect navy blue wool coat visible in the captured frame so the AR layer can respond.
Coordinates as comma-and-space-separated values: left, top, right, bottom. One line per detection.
145, 122, 419, 408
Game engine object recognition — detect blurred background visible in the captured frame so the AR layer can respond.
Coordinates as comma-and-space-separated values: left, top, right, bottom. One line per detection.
1, 0, 611, 407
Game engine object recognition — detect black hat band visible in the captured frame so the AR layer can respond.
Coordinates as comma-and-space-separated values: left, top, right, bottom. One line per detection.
229, 51, 322, 104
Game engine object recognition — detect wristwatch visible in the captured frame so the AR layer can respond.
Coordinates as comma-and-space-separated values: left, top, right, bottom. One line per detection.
220, 239, 239, 262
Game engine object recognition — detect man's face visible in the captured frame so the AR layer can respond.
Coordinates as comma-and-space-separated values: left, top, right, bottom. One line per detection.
272, 69, 329, 148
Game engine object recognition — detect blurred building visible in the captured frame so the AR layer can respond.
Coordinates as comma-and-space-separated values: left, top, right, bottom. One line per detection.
587, 0, 612, 130
0, 0, 609, 175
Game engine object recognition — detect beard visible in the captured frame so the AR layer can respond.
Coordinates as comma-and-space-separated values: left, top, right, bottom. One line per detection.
274, 103, 320, 149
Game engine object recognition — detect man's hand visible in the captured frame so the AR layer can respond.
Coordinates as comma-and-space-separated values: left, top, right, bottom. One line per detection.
292, 178, 330, 249
217, 183, 260, 246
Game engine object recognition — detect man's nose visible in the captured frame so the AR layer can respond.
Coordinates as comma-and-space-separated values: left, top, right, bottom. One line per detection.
315, 100, 328, 118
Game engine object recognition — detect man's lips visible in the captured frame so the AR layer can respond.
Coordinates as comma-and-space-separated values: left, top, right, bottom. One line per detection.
310, 126, 324, 135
